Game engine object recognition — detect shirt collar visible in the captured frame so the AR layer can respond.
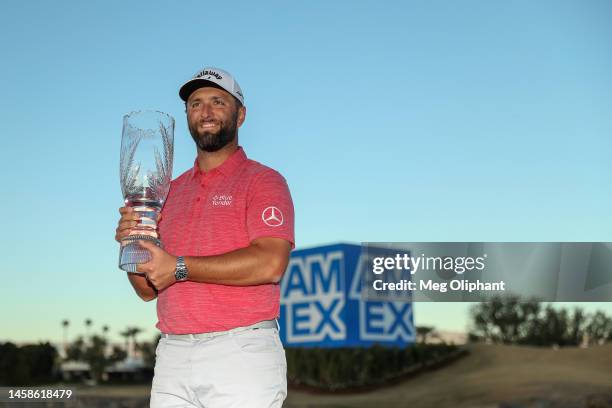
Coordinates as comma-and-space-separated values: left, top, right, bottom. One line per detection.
190, 146, 247, 180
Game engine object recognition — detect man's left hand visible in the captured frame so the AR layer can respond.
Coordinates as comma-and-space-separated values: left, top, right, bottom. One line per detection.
136, 240, 177, 291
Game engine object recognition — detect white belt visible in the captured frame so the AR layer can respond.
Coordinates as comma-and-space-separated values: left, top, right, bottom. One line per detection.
161, 319, 278, 340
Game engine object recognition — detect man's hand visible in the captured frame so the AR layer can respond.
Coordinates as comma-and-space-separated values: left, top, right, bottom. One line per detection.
136, 240, 177, 291
115, 206, 162, 242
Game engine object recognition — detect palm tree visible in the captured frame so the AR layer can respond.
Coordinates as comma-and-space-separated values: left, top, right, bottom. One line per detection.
61, 320, 70, 355
83, 335, 111, 384
85, 319, 93, 339
102, 325, 110, 355
128, 327, 143, 358
120, 328, 131, 357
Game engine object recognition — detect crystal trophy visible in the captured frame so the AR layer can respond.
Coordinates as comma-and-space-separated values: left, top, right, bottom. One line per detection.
119, 110, 174, 273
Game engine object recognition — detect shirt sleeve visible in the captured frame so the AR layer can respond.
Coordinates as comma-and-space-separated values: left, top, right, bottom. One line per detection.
246, 169, 295, 248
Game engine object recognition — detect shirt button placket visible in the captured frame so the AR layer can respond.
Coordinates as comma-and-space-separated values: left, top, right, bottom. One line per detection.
187, 178, 203, 253
194, 179, 206, 221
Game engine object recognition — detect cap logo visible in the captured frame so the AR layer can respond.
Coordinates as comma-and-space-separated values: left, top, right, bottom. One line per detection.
195, 69, 223, 80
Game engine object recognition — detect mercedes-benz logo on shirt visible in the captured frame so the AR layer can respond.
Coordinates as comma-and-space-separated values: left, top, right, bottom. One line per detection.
262, 206, 284, 227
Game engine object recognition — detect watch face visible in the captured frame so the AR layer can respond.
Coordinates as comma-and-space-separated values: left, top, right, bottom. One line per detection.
175, 269, 187, 281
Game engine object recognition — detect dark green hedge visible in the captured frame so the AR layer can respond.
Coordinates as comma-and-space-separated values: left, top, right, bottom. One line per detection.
286, 343, 464, 391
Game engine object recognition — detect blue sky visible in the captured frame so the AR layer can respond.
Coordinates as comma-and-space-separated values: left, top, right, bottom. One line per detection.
1, 0, 611, 344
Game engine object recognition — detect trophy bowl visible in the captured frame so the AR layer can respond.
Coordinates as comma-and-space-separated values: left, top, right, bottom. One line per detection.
119, 110, 174, 273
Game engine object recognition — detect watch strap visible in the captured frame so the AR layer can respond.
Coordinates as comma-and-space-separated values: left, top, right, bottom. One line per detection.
175, 256, 188, 281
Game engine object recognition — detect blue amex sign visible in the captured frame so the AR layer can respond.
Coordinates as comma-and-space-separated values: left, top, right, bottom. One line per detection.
279, 243, 415, 348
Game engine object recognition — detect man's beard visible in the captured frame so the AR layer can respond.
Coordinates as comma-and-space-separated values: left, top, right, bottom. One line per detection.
189, 111, 238, 152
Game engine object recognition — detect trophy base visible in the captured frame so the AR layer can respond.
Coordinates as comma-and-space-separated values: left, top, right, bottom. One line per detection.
119, 234, 162, 273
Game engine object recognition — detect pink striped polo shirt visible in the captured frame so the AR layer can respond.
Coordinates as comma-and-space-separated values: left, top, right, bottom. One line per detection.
156, 146, 294, 334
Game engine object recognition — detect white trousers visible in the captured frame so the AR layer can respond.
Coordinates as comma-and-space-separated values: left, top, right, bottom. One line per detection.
150, 327, 287, 408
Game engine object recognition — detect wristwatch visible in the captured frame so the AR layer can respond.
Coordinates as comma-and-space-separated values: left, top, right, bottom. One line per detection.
175, 256, 188, 281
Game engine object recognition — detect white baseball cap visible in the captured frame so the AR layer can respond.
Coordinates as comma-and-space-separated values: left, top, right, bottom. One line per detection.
179, 67, 244, 106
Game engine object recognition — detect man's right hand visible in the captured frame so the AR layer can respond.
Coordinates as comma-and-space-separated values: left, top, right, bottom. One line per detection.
115, 206, 162, 243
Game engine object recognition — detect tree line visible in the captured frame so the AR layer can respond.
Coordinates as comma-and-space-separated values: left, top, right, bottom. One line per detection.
469, 295, 612, 346
0, 320, 158, 386
3, 301, 611, 386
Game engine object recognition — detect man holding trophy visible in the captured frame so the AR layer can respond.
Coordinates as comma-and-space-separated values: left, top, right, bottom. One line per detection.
115, 67, 294, 407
